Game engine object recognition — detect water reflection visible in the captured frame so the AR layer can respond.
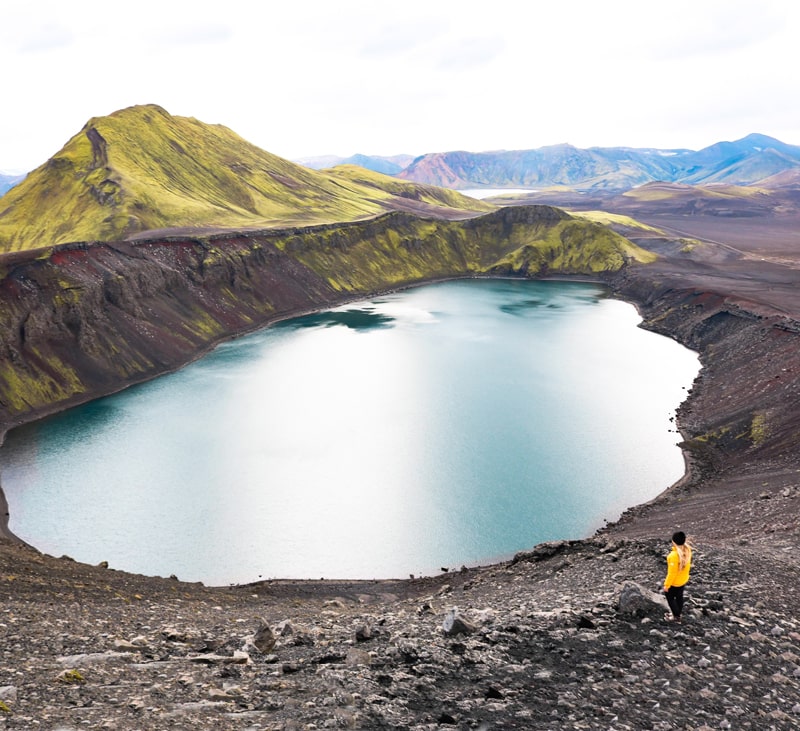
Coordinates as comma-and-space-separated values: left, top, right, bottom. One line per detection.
0, 280, 699, 584
274, 307, 395, 331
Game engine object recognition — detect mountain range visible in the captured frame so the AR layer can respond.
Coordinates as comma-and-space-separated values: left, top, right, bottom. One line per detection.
289, 134, 800, 192
395, 134, 800, 190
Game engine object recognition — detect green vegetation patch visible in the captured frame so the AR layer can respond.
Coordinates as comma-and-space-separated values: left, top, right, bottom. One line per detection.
0, 353, 87, 414
281, 208, 656, 294
749, 411, 769, 446
568, 210, 665, 234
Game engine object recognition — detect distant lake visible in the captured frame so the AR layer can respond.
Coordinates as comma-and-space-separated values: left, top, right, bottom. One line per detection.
0, 279, 698, 585
461, 188, 536, 199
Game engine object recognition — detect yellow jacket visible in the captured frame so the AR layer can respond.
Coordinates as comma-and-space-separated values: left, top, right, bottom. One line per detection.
663, 545, 692, 590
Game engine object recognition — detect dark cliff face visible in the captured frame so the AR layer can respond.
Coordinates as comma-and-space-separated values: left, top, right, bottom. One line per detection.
611, 271, 800, 476
0, 206, 647, 431
0, 235, 333, 428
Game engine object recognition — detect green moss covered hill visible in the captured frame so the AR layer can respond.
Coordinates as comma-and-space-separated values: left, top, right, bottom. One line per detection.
0, 105, 491, 253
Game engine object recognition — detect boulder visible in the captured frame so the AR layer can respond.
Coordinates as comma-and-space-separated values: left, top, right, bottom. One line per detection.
618, 581, 669, 618
253, 620, 276, 654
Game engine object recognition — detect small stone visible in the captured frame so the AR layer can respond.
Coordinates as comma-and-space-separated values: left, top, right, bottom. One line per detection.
345, 648, 372, 667
113, 639, 139, 652
56, 669, 86, 684
162, 626, 188, 642
207, 688, 234, 701
128, 698, 146, 711
189, 652, 249, 665
442, 609, 477, 636
0, 687, 16, 707
769, 710, 791, 722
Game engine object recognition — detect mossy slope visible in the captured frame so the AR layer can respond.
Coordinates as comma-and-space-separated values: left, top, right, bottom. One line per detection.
0, 206, 654, 426
0, 105, 490, 252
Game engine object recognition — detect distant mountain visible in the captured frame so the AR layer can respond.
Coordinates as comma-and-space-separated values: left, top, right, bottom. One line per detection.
298, 153, 415, 174
0, 172, 25, 196
339, 154, 414, 176
397, 134, 800, 190
0, 106, 489, 253
294, 154, 342, 169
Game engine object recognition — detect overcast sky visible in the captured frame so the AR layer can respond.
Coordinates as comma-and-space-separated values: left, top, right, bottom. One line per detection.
2, 0, 799, 173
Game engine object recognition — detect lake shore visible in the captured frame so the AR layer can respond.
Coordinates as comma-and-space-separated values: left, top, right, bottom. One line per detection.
0, 481, 12, 542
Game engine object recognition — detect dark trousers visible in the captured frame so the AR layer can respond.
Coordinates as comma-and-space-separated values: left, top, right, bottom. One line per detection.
665, 584, 686, 618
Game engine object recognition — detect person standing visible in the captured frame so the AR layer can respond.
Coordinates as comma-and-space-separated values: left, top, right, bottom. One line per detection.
663, 531, 692, 622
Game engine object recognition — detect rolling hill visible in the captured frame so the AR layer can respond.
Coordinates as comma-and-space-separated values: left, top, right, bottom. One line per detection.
0, 105, 490, 253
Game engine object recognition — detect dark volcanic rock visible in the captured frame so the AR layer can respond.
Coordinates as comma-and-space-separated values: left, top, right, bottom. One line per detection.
2, 536, 799, 730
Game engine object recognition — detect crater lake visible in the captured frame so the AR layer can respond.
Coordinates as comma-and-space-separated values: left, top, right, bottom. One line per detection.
0, 279, 699, 585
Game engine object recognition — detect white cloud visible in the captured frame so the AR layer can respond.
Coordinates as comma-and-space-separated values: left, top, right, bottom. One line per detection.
15, 22, 74, 54
1, 0, 799, 171
437, 36, 505, 70
154, 23, 234, 47
359, 19, 449, 58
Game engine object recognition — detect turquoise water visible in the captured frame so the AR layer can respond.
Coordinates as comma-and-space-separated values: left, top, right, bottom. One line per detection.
0, 279, 698, 585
